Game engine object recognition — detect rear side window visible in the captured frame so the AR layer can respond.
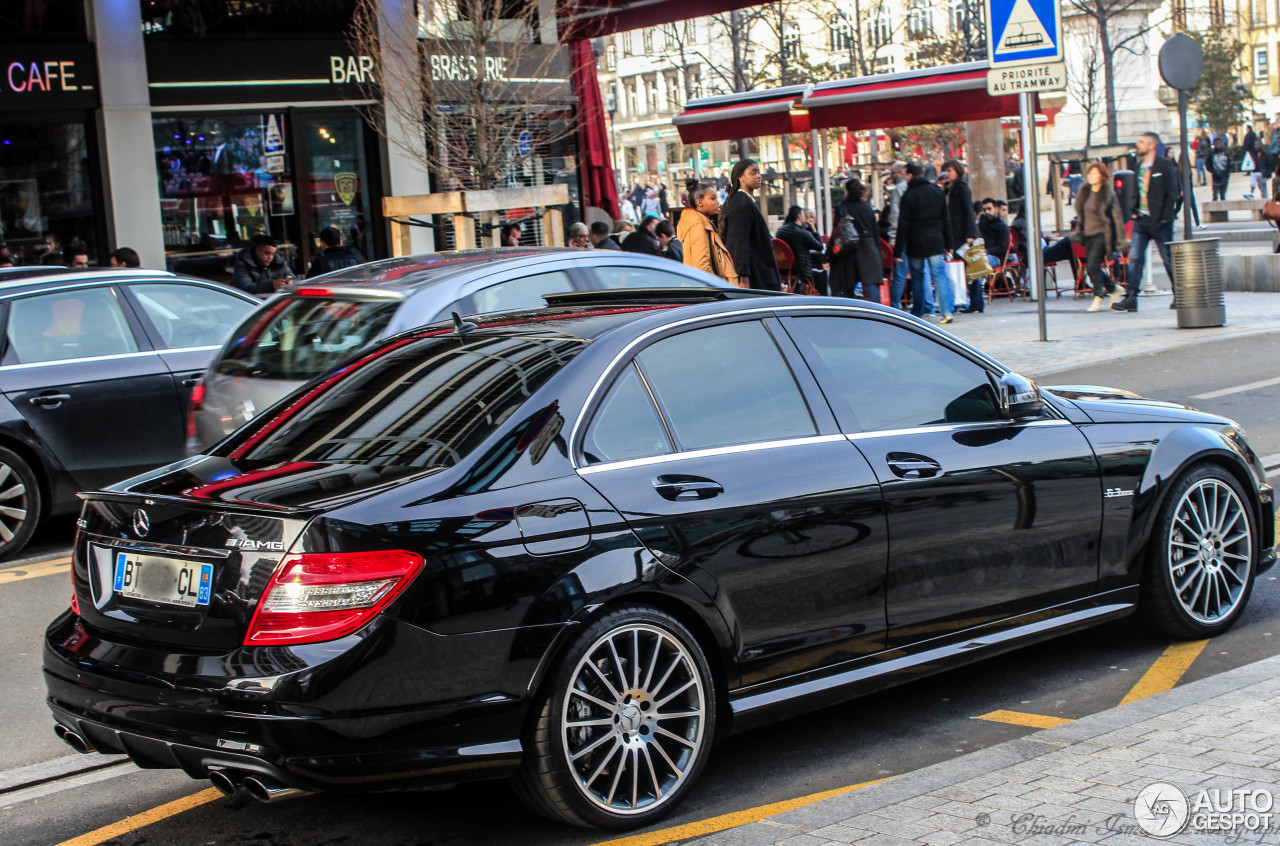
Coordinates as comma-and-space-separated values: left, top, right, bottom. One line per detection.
468, 271, 576, 315
218, 296, 399, 380
130, 282, 255, 349
636, 321, 815, 451
583, 364, 673, 464
592, 266, 712, 289
6, 287, 139, 364
227, 333, 586, 470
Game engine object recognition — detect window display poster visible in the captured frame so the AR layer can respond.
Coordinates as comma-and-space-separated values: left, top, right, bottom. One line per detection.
270, 183, 294, 216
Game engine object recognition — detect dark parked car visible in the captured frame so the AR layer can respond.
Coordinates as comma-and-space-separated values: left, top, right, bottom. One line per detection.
46, 290, 1275, 830
191, 248, 728, 452
0, 270, 258, 557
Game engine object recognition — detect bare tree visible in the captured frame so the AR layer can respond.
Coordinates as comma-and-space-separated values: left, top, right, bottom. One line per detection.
1065, 18, 1105, 157
1063, 0, 1163, 146
349, 0, 580, 191
810, 0, 909, 78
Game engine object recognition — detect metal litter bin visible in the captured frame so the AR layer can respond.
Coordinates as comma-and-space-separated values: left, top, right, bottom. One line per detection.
1170, 238, 1226, 328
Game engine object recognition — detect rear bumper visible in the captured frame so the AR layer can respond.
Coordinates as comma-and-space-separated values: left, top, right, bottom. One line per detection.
43, 613, 551, 792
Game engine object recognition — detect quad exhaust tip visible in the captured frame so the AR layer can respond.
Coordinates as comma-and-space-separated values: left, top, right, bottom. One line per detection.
208, 769, 241, 796
54, 725, 93, 754
242, 775, 312, 804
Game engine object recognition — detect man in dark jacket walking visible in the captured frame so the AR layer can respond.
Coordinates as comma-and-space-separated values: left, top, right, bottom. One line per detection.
232, 235, 294, 295
1114, 131, 1179, 312
306, 227, 360, 278
895, 163, 954, 322
621, 216, 664, 256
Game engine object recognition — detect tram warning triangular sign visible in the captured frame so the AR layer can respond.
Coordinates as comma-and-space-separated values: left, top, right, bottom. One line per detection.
995, 0, 1052, 54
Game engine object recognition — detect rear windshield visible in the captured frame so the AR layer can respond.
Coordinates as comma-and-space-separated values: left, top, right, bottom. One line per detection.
218, 296, 400, 381
225, 333, 586, 470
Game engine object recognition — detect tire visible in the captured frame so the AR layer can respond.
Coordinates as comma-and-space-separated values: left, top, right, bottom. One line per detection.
513, 605, 717, 830
1140, 463, 1257, 639
0, 446, 40, 560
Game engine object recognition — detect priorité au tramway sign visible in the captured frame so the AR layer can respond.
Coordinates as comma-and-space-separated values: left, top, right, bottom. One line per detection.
984, 0, 1066, 92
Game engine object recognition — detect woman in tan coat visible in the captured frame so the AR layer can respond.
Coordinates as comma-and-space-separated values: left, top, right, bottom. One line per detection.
677, 183, 738, 286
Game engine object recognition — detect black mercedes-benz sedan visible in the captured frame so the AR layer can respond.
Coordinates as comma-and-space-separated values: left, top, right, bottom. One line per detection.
45, 290, 1276, 829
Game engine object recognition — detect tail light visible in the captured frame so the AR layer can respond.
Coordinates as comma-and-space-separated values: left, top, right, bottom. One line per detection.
244, 550, 424, 646
70, 563, 79, 616
186, 381, 206, 441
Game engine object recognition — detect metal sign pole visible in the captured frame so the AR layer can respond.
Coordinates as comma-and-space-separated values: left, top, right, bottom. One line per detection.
1179, 90, 1193, 242
1020, 92, 1047, 342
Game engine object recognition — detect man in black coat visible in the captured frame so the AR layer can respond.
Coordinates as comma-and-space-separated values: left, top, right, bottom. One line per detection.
1115, 131, 1179, 312
232, 235, 294, 295
895, 163, 954, 322
306, 226, 360, 278
621, 216, 663, 256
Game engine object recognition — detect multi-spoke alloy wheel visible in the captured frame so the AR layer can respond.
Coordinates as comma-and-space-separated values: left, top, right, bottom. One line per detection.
514, 606, 716, 829
0, 447, 40, 560
1143, 465, 1257, 638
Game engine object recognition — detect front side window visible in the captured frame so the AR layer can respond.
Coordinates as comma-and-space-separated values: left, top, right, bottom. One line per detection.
227, 333, 586, 469
788, 316, 1001, 432
636, 321, 815, 451
6, 287, 138, 364
130, 282, 256, 349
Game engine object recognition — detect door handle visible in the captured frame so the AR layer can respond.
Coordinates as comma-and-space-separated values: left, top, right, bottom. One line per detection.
653, 475, 724, 501
886, 453, 942, 479
29, 393, 71, 408
181, 374, 202, 388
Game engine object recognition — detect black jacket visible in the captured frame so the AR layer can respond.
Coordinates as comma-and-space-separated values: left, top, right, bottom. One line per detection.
826, 200, 882, 296
944, 179, 977, 252
594, 237, 622, 251
775, 221, 824, 279
1137, 155, 1179, 224
719, 190, 781, 290
621, 228, 663, 256
232, 247, 294, 295
894, 177, 950, 259
306, 245, 360, 278
978, 214, 1011, 258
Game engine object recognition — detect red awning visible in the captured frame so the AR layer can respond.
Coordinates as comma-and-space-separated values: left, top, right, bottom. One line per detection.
673, 63, 1037, 144
673, 85, 810, 145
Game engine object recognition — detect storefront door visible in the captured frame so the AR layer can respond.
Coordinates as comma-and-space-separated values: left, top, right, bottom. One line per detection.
298, 115, 374, 268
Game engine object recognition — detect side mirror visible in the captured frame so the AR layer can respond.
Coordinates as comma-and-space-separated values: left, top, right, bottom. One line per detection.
997, 372, 1043, 420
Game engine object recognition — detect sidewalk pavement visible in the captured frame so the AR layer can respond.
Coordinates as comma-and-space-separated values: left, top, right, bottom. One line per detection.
936, 291, 1280, 379
688, 653, 1280, 846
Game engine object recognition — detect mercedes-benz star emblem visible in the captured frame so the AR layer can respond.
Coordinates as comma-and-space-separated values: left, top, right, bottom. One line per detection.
132, 509, 150, 538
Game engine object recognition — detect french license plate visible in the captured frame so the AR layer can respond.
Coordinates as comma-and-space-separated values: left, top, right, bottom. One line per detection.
112, 551, 213, 608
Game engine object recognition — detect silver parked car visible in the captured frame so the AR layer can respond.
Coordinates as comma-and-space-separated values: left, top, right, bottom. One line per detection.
189, 248, 728, 451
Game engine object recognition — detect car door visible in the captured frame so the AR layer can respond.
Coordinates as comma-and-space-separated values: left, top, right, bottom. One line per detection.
577, 316, 888, 688
0, 284, 183, 490
781, 313, 1103, 647
120, 279, 259, 413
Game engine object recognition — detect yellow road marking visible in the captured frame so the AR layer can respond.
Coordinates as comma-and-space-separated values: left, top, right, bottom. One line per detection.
1120, 639, 1209, 705
975, 709, 1073, 729
51, 788, 222, 846
589, 778, 888, 846
0, 556, 71, 585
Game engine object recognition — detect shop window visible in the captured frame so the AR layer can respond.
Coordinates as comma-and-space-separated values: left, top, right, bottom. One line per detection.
0, 121, 97, 265
0, 0, 85, 41
141, 0, 357, 38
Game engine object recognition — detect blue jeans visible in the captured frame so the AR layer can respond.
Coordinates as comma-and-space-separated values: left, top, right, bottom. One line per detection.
1196, 157, 1207, 183
1127, 216, 1174, 299
891, 256, 908, 309
908, 254, 952, 317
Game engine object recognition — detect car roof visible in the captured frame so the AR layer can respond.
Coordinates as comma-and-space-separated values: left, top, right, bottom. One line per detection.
306, 248, 716, 294
0, 269, 255, 300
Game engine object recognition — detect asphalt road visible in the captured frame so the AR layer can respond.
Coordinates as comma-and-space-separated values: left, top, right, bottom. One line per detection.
3, 335, 1280, 846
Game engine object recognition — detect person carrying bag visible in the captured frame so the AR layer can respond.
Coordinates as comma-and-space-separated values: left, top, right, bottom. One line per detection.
826, 178, 883, 302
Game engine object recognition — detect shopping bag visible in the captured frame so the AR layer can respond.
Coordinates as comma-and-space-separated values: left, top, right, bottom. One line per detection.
962, 241, 993, 280
1242, 151, 1256, 173
946, 260, 969, 308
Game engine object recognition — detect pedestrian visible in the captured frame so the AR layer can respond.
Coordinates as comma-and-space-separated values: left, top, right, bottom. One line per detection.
1209, 138, 1231, 202
776, 206, 827, 293
232, 235, 294, 295
1071, 162, 1128, 312
677, 182, 737, 286
939, 159, 978, 310
306, 226, 360, 277
658, 183, 670, 216
826, 181, 882, 302
1242, 124, 1259, 198
884, 161, 910, 309
1115, 131, 1179, 312
655, 219, 682, 261
500, 223, 523, 247
108, 247, 141, 268
718, 159, 782, 290
610, 219, 634, 246
1195, 130, 1210, 186
640, 188, 662, 218
894, 162, 954, 323
590, 221, 621, 250
63, 240, 90, 268
1253, 135, 1274, 200
621, 215, 663, 256
619, 195, 639, 224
